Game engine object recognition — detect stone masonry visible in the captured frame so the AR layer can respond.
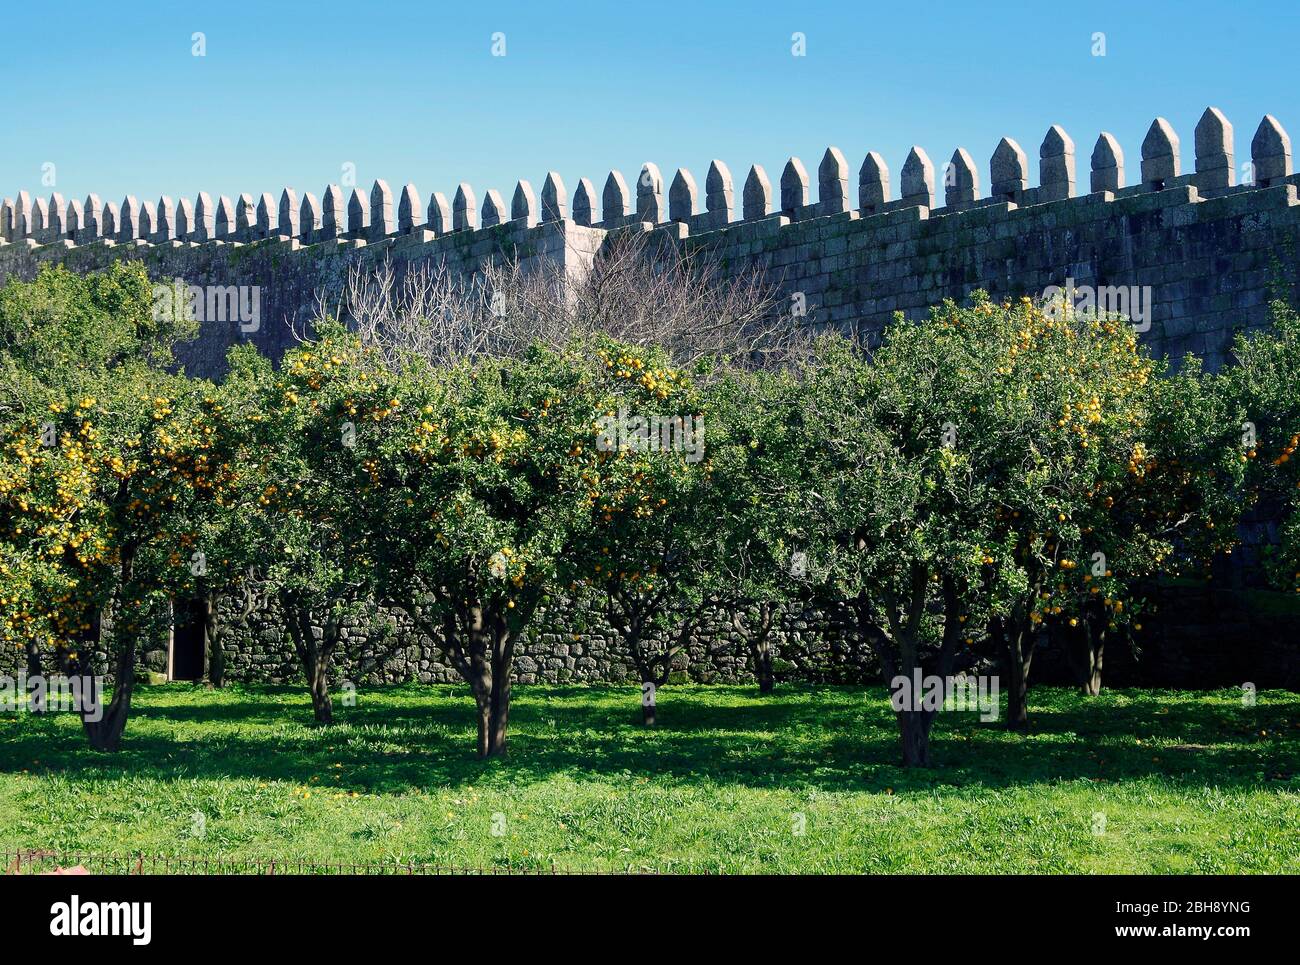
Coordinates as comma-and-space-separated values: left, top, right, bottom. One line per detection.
1, 107, 1296, 377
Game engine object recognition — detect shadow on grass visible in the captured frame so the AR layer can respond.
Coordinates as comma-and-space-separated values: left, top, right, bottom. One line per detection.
2, 683, 1296, 796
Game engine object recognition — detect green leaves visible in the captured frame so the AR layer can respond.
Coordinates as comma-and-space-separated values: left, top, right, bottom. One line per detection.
1229, 301, 1300, 593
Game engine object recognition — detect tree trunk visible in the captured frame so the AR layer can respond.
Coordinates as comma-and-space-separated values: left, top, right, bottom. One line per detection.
81, 654, 133, 752
487, 618, 514, 757
622, 617, 661, 728
430, 596, 531, 759
463, 604, 516, 758
641, 674, 658, 726
854, 571, 940, 769
25, 639, 42, 679
755, 650, 775, 695
203, 593, 225, 689
81, 634, 134, 752
736, 604, 777, 695
473, 686, 493, 759
890, 574, 963, 765
898, 708, 933, 767
1081, 626, 1104, 697
308, 653, 333, 724
25, 640, 45, 713
81, 550, 138, 751
283, 596, 335, 724
1067, 609, 1105, 696
1005, 621, 1033, 732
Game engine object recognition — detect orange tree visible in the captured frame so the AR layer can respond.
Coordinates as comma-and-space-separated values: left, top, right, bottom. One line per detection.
0, 395, 107, 668
214, 327, 394, 724
1230, 300, 1300, 594
558, 339, 713, 725
1, 261, 190, 677
775, 332, 983, 767
774, 295, 1245, 763
362, 338, 608, 755
1043, 354, 1245, 695
0, 370, 231, 749
943, 296, 1243, 727
698, 363, 808, 694
0, 262, 237, 750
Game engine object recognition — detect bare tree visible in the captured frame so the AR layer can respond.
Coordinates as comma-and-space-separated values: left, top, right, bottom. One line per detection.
338, 230, 806, 369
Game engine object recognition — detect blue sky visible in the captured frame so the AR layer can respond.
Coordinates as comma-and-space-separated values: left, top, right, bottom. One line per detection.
2, 0, 1296, 211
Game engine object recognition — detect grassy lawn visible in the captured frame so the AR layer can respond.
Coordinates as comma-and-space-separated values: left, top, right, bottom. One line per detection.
1, 683, 1297, 873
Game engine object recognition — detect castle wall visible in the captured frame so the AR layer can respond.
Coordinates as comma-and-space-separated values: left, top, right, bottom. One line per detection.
1, 108, 1296, 377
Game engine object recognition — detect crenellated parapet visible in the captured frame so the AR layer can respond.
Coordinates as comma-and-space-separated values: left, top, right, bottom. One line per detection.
1, 106, 1297, 376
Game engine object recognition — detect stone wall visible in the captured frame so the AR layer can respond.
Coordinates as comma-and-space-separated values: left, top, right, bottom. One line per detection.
204, 597, 875, 689
4, 582, 1296, 690
1, 107, 1297, 377
0, 595, 879, 689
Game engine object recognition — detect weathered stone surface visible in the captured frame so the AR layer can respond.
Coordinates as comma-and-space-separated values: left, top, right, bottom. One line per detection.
102, 200, 119, 238
859, 152, 889, 212
1251, 114, 1292, 185
572, 177, 596, 226
901, 146, 934, 207
48, 193, 67, 239
990, 137, 1027, 199
397, 183, 422, 234
299, 191, 322, 240
17, 572, 1288, 690
602, 170, 630, 223
347, 188, 370, 236
153, 195, 175, 242
83, 194, 104, 240
235, 194, 255, 239
945, 148, 978, 206
1194, 106, 1234, 189
427, 191, 451, 235
541, 172, 567, 222
67, 197, 84, 238
1141, 117, 1180, 186
1090, 133, 1124, 193
194, 193, 214, 241
743, 164, 771, 220
31, 196, 48, 240
636, 163, 664, 223
14, 191, 32, 238
511, 180, 537, 226
274, 189, 297, 239
176, 197, 194, 240
705, 160, 733, 219
368, 180, 393, 238
120, 196, 142, 241
1039, 125, 1076, 201
321, 186, 344, 239
452, 183, 476, 231
669, 168, 697, 222
780, 157, 809, 213
818, 147, 850, 213
2, 109, 1297, 397
139, 199, 157, 242
481, 188, 506, 227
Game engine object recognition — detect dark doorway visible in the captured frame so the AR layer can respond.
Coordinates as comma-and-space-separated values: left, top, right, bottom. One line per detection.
170, 599, 206, 682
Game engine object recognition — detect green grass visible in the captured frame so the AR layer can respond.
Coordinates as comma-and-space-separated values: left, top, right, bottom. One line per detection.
1, 683, 1298, 873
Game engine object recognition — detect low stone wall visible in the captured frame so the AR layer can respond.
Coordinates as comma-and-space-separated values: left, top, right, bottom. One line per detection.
6, 577, 1297, 692
206, 596, 877, 688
